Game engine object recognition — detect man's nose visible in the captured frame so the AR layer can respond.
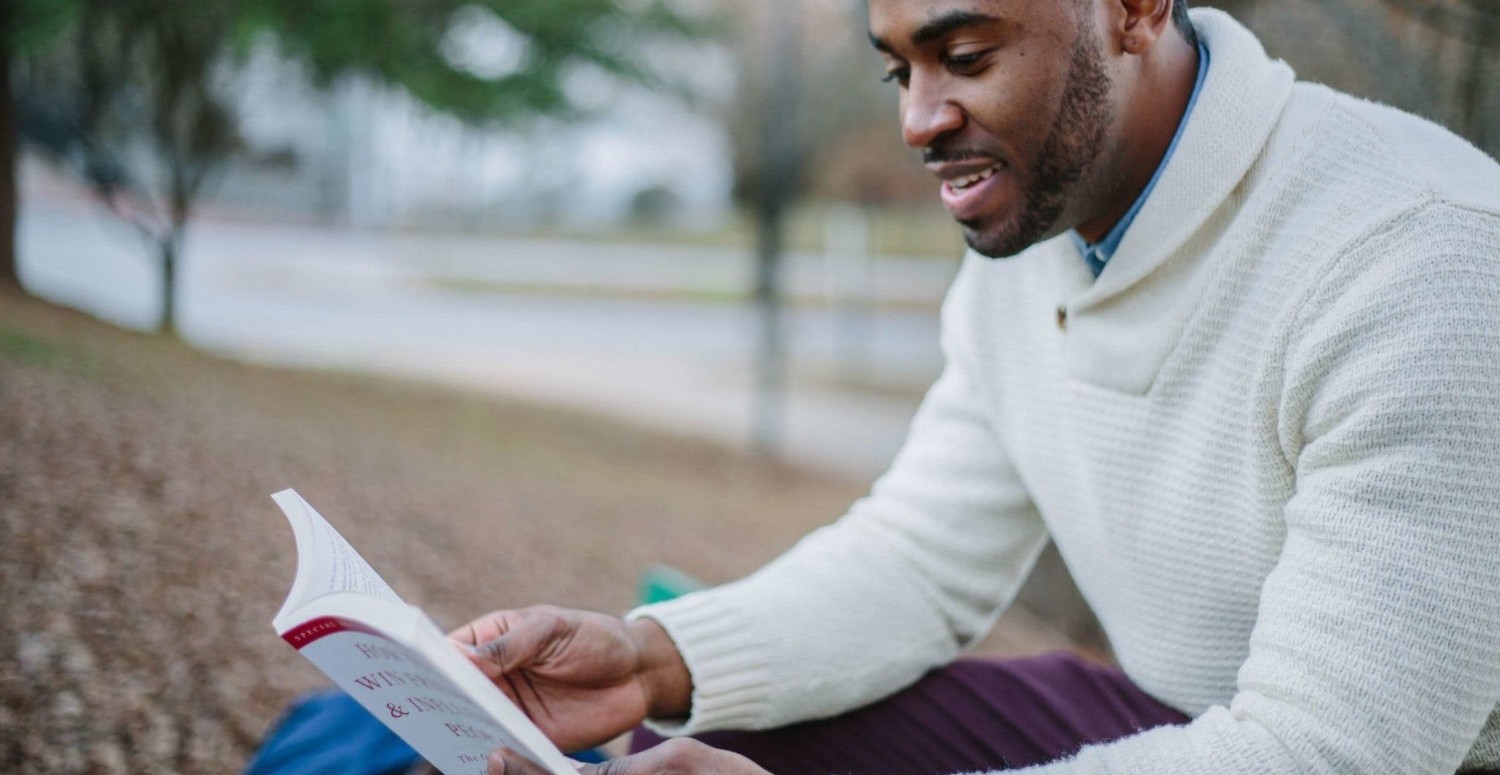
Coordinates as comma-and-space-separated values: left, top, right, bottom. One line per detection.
901, 77, 964, 148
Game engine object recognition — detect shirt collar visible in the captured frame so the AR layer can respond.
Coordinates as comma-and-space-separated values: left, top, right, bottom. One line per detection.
1070, 40, 1211, 278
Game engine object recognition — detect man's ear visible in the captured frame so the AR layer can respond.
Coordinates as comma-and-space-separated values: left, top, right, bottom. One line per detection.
1112, 0, 1175, 55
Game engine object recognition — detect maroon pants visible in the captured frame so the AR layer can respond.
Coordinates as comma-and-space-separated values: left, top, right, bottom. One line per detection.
631, 652, 1189, 773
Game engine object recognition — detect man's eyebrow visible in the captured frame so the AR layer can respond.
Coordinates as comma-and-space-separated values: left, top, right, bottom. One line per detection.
869, 10, 1003, 54
914, 10, 1003, 45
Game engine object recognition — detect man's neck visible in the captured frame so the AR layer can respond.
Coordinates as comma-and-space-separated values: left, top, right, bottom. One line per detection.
1074, 33, 1202, 244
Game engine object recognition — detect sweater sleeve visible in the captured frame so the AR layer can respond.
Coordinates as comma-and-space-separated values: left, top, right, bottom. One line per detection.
1027, 205, 1500, 774
628, 255, 1049, 735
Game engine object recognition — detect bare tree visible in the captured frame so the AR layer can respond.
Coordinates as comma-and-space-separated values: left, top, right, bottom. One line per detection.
749, 0, 804, 456
49, 3, 238, 337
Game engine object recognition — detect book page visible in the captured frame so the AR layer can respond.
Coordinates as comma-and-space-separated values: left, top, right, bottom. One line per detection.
272, 489, 402, 626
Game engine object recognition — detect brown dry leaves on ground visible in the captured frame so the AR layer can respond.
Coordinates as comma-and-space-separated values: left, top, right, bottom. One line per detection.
0, 287, 1074, 773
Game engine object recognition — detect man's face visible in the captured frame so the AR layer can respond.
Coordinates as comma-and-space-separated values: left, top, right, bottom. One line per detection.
869, 0, 1116, 258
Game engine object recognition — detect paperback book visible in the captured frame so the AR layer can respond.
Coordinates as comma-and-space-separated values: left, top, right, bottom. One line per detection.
271, 489, 575, 775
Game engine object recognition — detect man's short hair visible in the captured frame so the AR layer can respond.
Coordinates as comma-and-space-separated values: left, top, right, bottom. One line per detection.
1172, 1, 1199, 47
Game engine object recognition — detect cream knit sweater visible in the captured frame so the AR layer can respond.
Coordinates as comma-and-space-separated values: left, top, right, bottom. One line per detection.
634, 10, 1500, 773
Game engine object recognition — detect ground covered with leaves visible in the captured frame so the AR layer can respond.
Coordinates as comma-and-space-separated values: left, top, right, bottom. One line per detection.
0, 287, 1075, 773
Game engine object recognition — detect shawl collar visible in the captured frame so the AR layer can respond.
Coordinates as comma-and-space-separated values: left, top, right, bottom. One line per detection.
1057, 9, 1295, 394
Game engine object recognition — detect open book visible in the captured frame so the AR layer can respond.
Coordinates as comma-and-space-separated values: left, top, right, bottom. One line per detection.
270, 489, 575, 775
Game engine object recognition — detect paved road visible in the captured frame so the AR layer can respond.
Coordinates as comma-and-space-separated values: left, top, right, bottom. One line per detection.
17, 189, 962, 479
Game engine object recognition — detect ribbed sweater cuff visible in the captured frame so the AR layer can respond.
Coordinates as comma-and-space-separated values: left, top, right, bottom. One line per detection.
626, 590, 774, 736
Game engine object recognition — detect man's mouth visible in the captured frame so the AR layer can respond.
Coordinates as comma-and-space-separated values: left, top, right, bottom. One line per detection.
947, 163, 1002, 191
935, 159, 1008, 220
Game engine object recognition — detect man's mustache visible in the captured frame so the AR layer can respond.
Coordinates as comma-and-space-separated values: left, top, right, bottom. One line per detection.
922, 147, 1002, 165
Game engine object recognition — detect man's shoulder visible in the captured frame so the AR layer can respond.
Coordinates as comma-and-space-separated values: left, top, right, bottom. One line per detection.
1277, 82, 1500, 219
1256, 87, 1500, 336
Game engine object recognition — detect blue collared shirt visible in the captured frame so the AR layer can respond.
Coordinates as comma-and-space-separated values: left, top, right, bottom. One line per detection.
1070, 41, 1210, 278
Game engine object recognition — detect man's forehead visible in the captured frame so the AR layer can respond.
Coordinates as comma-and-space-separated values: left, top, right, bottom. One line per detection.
868, 0, 1032, 48
869, 0, 1002, 27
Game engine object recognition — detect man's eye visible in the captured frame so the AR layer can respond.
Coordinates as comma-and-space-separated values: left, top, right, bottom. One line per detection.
944, 51, 987, 75
881, 67, 910, 87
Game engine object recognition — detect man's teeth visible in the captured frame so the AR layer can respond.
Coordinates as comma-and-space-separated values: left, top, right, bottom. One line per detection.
950, 164, 1001, 190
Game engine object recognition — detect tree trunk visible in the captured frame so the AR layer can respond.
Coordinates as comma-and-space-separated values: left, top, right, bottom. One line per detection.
0, 48, 20, 291
159, 154, 196, 339
750, 0, 802, 457
752, 196, 787, 456
158, 235, 178, 337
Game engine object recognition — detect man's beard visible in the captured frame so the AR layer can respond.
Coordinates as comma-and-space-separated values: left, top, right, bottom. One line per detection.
963, 21, 1113, 258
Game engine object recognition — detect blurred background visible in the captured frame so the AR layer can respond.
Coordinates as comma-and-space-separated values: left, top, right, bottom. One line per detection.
1, 0, 1496, 771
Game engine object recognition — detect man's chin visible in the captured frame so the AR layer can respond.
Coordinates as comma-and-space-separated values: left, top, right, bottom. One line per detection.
958, 219, 1037, 260
957, 197, 1069, 259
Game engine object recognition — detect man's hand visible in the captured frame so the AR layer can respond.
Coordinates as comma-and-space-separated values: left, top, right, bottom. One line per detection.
448, 606, 692, 751
489, 740, 769, 775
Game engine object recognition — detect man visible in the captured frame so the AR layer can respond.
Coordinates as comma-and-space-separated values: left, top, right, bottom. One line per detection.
454, 1, 1500, 773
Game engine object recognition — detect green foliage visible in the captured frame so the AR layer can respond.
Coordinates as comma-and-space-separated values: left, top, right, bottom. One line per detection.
13, 0, 698, 125
12, 0, 702, 196
9, 0, 702, 210
232, 0, 698, 123
4, 0, 81, 56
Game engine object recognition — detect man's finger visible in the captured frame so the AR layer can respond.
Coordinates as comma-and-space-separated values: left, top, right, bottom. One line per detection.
473, 630, 539, 676
489, 746, 564, 775
473, 608, 568, 675
447, 612, 553, 679
449, 609, 524, 646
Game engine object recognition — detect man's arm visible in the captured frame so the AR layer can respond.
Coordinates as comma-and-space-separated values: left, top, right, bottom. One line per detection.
629, 254, 1050, 735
